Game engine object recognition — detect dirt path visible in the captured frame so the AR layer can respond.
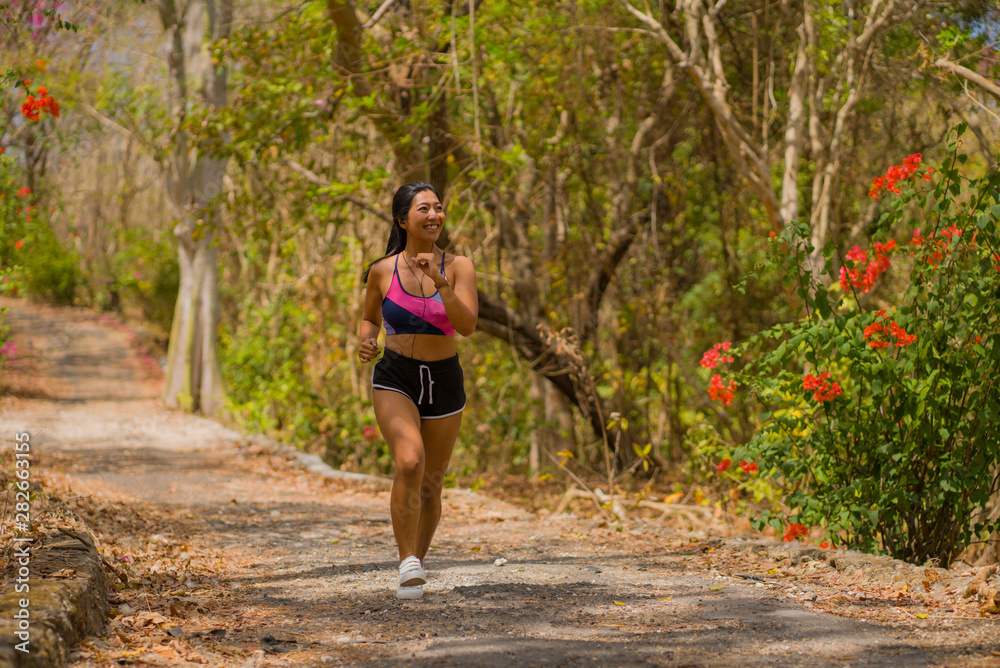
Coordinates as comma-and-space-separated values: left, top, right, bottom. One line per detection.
1, 298, 999, 667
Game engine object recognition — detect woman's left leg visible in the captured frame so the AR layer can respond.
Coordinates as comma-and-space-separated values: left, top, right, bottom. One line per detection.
414, 412, 462, 562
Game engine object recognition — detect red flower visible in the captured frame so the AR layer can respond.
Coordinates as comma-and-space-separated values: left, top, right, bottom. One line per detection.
845, 246, 868, 263
816, 382, 842, 402
708, 374, 736, 406
21, 97, 38, 121
362, 425, 379, 441
863, 309, 916, 349
840, 240, 894, 294
939, 226, 962, 242
21, 86, 60, 123
872, 240, 895, 269
14, 240, 23, 250
869, 154, 924, 199
783, 523, 809, 542
802, 371, 842, 402
717, 458, 732, 473
700, 341, 734, 369
769, 231, 776, 239
890, 324, 917, 347
909, 226, 963, 268
801, 371, 829, 391
16, 186, 30, 197
819, 542, 831, 549
868, 177, 885, 199
738, 460, 758, 474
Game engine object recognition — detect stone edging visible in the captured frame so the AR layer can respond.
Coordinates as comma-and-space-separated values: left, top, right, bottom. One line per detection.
243, 434, 393, 488
240, 434, 522, 506
0, 531, 108, 668
716, 537, 1000, 613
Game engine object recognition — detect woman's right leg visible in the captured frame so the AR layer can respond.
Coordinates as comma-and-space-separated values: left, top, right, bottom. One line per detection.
373, 389, 425, 561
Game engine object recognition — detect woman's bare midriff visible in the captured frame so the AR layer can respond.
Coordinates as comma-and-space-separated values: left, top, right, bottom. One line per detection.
385, 333, 457, 361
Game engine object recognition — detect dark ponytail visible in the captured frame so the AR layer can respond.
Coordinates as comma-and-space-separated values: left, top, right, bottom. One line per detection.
362, 181, 439, 282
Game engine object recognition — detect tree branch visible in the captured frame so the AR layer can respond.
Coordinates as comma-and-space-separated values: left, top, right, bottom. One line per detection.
935, 57, 1000, 104
579, 59, 677, 343
622, 0, 780, 226
477, 291, 608, 442
362, 0, 398, 29
581, 212, 649, 343
325, 0, 422, 178
282, 159, 392, 223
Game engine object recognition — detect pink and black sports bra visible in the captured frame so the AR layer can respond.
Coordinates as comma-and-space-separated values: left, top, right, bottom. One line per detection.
381, 253, 456, 336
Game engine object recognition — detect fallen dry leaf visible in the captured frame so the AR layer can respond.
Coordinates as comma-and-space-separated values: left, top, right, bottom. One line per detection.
49, 568, 79, 578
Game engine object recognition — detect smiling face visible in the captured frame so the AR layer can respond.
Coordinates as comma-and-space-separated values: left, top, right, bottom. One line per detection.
401, 190, 444, 242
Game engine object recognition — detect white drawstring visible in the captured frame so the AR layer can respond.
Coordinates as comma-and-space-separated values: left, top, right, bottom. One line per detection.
417, 365, 434, 405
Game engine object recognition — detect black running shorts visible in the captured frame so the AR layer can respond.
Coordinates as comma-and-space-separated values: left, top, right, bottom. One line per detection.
371, 348, 466, 419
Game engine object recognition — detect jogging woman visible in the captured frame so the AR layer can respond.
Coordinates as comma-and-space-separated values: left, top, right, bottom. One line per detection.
357, 182, 478, 599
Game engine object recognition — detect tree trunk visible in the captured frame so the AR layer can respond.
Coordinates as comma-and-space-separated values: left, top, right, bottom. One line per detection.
163, 235, 225, 413
158, 0, 232, 415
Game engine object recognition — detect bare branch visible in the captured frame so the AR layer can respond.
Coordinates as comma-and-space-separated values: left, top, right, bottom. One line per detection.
936, 57, 1000, 104
622, 0, 780, 226
581, 212, 650, 342
79, 104, 154, 151
779, 17, 809, 225
362, 0, 398, 29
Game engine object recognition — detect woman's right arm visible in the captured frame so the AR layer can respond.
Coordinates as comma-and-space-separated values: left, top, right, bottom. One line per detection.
358, 263, 384, 363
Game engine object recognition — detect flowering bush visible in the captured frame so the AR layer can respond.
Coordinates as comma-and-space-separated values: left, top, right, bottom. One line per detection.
0, 155, 80, 303
20, 82, 60, 122
704, 126, 1000, 566
783, 523, 808, 542
700, 341, 734, 368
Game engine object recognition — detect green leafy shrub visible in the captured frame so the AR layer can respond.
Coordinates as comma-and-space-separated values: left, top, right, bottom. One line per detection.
701, 125, 1000, 566
0, 157, 81, 304
102, 230, 178, 331
218, 297, 384, 468
221, 298, 320, 437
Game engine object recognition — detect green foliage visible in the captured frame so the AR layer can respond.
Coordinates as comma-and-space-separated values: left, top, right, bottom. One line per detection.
0, 157, 80, 304
709, 127, 1000, 566
99, 229, 178, 330
458, 339, 543, 472
219, 292, 393, 472
220, 298, 323, 439
20, 231, 80, 303
0, 268, 16, 385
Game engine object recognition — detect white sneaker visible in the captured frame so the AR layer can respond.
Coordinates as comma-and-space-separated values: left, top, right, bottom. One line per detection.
396, 584, 423, 600
398, 556, 426, 587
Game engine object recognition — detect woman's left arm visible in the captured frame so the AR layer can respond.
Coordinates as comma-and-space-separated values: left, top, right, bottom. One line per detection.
439, 256, 478, 336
